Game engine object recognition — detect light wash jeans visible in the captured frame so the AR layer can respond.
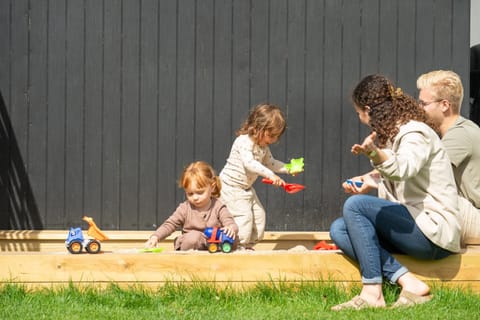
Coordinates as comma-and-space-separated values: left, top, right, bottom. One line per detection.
329, 194, 453, 285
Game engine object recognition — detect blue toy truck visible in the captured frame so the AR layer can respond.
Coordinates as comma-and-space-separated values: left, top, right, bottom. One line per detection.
204, 227, 235, 253
65, 216, 109, 254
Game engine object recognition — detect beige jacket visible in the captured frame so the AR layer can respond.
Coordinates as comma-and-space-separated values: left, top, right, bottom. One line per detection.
375, 121, 461, 253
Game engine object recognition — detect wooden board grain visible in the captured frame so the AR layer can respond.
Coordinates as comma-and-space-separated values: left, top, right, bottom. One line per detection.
1, 231, 479, 292
1, 246, 479, 292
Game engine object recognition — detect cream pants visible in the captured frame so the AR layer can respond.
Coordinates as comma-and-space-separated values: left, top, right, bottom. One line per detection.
220, 183, 266, 247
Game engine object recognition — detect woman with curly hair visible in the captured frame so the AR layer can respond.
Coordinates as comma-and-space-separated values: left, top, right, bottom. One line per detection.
330, 74, 461, 310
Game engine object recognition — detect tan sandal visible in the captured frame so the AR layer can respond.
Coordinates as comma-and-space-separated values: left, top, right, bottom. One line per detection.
391, 290, 432, 308
331, 295, 378, 311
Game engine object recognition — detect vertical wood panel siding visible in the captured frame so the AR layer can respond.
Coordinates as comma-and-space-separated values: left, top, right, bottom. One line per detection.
0, 0, 471, 231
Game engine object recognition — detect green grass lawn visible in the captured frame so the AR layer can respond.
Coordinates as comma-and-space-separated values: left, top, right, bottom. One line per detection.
1, 281, 479, 320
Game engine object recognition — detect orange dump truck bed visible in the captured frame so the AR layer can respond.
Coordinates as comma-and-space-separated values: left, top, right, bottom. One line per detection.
82, 216, 109, 241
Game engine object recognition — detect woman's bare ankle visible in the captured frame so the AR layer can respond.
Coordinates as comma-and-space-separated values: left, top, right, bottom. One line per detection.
360, 285, 386, 307
397, 272, 430, 296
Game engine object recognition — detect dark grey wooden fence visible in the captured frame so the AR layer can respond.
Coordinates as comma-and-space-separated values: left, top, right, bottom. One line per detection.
0, 0, 471, 231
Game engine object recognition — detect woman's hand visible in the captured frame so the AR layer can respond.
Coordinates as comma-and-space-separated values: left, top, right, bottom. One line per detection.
352, 132, 386, 165
343, 172, 379, 194
144, 235, 159, 248
343, 176, 369, 194
351, 132, 378, 157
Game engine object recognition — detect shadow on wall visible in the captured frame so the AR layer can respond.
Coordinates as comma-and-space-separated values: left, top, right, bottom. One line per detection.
471, 44, 480, 125
0, 90, 42, 230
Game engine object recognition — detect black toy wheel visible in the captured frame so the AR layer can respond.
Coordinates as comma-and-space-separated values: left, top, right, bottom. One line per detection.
85, 240, 101, 254
221, 242, 232, 253
67, 241, 83, 254
208, 243, 218, 253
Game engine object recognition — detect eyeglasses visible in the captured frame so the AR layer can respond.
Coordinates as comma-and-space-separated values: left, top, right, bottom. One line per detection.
418, 99, 443, 107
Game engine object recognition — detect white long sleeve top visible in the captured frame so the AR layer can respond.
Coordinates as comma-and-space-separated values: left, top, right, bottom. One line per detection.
220, 134, 286, 189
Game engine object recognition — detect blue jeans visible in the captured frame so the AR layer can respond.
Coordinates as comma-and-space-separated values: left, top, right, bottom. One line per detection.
329, 195, 453, 284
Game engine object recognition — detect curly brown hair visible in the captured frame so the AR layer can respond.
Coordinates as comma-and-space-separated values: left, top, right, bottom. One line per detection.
236, 104, 286, 144
352, 74, 439, 147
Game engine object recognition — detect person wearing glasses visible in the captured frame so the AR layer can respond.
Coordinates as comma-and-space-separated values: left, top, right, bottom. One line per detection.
417, 70, 480, 246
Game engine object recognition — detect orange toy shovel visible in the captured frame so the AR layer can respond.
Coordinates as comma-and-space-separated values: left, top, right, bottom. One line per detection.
261, 178, 306, 194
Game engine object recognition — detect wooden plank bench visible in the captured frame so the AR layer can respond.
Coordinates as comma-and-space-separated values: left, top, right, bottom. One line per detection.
0, 230, 330, 252
1, 230, 479, 291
